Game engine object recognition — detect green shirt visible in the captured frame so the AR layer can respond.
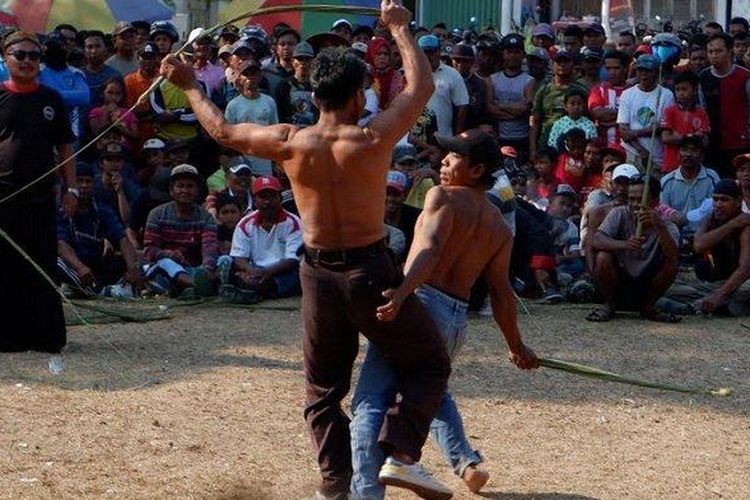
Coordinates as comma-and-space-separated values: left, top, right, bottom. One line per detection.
206, 169, 227, 194
532, 80, 588, 149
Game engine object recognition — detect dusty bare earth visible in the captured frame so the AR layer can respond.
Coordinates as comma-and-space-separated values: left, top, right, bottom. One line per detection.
1, 297, 748, 500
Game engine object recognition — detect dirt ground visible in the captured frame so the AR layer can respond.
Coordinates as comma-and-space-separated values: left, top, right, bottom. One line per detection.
1, 297, 748, 500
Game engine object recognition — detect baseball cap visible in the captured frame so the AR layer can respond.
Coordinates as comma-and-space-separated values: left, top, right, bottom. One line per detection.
218, 44, 233, 58
229, 163, 253, 176
635, 54, 659, 70
552, 48, 575, 62
418, 34, 440, 51
353, 25, 374, 38
612, 163, 640, 180
555, 183, 577, 197
732, 152, 750, 168
435, 129, 501, 172
44, 31, 67, 47
532, 23, 555, 40
584, 23, 606, 35
293, 41, 314, 59
392, 145, 418, 165
501, 33, 525, 49
526, 47, 550, 61
113, 21, 135, 36
252, 176, 282, 194
101, 141, 124, 158
386, 170, 408, 194
170, 164, 200, 181
580, 46, 603, 60
332, 19, 353, 31
306, 32, 350, 53
231, 39, 254, 55
451, 43, 475, 59
275, 27, 301, 42
143, 138, 166, 150
238, 58, 261, 74
351, 41, 369, 55
139, 41, 159, 57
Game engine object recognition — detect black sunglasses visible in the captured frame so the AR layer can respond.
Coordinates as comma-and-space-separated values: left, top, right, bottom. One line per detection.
8, 50, 42, 62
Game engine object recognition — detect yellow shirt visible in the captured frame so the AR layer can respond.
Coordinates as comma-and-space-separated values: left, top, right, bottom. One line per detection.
404, 178, 435, 209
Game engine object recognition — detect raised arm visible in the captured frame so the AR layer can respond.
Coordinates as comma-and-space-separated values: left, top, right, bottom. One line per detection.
160, 55, 298, 165
369, 0, 435, 146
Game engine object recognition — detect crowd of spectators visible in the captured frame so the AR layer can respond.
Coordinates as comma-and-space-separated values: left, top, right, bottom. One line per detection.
4, 13, 749, 320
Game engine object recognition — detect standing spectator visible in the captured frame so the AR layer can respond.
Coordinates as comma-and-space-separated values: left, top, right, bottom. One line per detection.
384, 169, 421, 253
616, 31, 637, 59
703, 22, 724, 38
451, 44, 491, 131
733, 33, 749, 67
263, 26, 299, 81
149, 21, 178, 57
547, 89, 597, 151
530, 48, 587, 157
589, 50, 631, 144
700, 33, 750, 178
562, 25, 583, 54
489, 33, 534, 164
221, 176, 302, 299
475, 37, 499, 78
577, 46, 603, 91
124, 42, 161, 147
0, 32, 75, 352
352, 25, 374, 45
131, 20, 151, 52
143, 164, 218, 298
583, 23, 606, 51
192, 34, 224, 96
531, 23, 556, 52
82, 30, 122, 109
526, 47, 550, 90
687, 45, 710, 74
588, 175, 681, 322
367, 37, 405, 111
419, 34, 469, 136
617, 55, 675, 171
277, 41, 318, 126
331, 19, 353, 43
106, 21, 138, 76
225, 58, 279, 176
39, 31, 90, 141
729, 17, 750, 38
660, 136, 720, 234
660, 71, 711, 174
150, 73, 206, 143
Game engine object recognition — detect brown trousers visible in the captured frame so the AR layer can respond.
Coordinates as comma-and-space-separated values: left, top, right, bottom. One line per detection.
300, 242, 451, 496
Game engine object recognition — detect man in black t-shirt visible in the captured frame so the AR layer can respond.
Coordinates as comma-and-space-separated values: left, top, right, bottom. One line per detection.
0, 32, 76, 352
450, 43, 492, 131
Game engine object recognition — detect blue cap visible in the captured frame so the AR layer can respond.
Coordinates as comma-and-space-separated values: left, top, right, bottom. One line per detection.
418, 34, 440, 51
635, 54, 659, 70
580, 46, 603, 60
231, 39, 254, 55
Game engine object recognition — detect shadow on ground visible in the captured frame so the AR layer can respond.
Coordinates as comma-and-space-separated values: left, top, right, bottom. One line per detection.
478, 493, 599, 500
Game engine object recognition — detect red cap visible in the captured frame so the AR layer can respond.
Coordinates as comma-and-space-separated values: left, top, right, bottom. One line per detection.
732, 153, 750, 168
500, 145, 517, 158
252, 176, 282, 194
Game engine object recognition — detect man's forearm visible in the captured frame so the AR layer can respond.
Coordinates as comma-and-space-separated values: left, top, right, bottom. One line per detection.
656, 225, 678, 261
694, 224, 739, 253
57, 144, 76, 189
184, 84, 232, 143
490, 286, 523, 352
264, 258, 297, 276
58, 241, 85, 271
398, 247, 441, 298
119, 238, 139, 270
714, 267, 750, 302
592, 232, 623, 251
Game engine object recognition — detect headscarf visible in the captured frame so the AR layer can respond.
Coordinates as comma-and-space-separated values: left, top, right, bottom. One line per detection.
366, 37, 403, 110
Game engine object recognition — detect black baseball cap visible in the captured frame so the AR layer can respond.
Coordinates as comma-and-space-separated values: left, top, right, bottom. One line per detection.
435, 129, 500, 171
501, 33, 525, 49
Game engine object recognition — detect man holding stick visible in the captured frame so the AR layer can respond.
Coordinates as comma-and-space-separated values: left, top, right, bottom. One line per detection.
159, 2, 453, 499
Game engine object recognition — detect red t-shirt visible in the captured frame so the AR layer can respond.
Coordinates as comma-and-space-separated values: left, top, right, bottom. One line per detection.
554, 153, 586, 192
588, 82, 628, 144
659, 104, 711, 173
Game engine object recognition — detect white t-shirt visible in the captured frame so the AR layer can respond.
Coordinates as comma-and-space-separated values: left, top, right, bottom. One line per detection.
231, 209, 303, 268
426, 63, 470, 136
358, 88, 379, 127
616, 84, 675, 165
225, 93, 279, 176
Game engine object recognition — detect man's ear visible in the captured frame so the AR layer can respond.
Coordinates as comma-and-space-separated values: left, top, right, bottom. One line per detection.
470, 162, 486, 182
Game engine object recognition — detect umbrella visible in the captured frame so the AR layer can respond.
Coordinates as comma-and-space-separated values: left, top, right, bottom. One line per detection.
219, 0, 379, 38
7, 0, 173, 33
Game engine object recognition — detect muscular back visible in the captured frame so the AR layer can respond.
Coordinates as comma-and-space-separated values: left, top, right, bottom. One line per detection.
408, 186, 509, 300
280, 123, 392, 250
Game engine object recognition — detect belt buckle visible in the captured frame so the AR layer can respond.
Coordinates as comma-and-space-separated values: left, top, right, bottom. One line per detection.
322, 249, 347, 266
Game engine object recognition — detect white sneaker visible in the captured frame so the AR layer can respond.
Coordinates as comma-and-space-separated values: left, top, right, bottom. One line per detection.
378, 457, 453, 500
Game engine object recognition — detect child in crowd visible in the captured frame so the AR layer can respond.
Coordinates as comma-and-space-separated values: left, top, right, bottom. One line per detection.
554, 128, 588, 193
547, 188, 585, 284
660, 71, 710, 173
580, 138, 604, 203
215, 193, 242, 255
547, 88, 598, 151
88, 77, 139, 151
532, 146, 559, 205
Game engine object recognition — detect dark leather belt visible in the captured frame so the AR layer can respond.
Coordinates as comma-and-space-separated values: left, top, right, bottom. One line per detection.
304, 239, 386, 267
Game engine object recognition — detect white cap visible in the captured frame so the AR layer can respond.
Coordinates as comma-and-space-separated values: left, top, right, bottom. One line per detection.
143, 138, 166, 150
612, 163, 640, 181
332, 18, 353, 30
351, 41, 368, 54
229, 163, 253, 175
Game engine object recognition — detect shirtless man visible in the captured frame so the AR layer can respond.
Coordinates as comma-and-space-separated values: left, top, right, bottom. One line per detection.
350, 129, 539, 500
160, 2, 453, 499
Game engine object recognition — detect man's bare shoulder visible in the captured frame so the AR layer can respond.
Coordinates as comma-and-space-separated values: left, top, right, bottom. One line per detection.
285, 123, 378, 156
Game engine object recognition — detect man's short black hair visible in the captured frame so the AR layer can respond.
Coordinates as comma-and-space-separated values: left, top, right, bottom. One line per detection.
54, 24, 77, 35
618, 30, 636, 41
730, 17, 750, 31
630, 174, 661, 200
708, 32, 734, 50
564, 127, 587, 143
83, 30, 105, 43
564, 87, 588, 103
534, 146, 558, 163
689, 33, 708, 48
563, 25, 583, 38
603, 49, 631, 67
673, 70, 699, 87
705, 21, 724, 31
311, 48, 367, 110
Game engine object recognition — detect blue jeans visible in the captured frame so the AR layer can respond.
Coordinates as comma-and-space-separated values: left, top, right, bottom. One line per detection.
350, 284, 481, 499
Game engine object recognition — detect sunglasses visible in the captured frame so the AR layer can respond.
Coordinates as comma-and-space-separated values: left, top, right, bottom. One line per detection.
8, 50, 42, 62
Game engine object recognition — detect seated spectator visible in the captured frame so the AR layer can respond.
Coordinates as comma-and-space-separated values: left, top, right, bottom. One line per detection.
554, 128, 587, 193
88, 76, 139, 150
127, 165, 171, 249
547, 88, 598, 151
215, 193, 242, 255
588, 175, 681, 322
206, 147, 244, 194
532, 146, 559, 204
667, 180, 750, 316
136, 138, 167, 186
93, 141, 142, 223
548, 187, 585, 283
205, 163, 254, 220
166, 138, 191, 167
659, 71, 710, 174
57, 163, 144, 298
143, 165, 218, 298
660, 136, 720, 234
219, 176, 302, 300
384, 169, 421, 254
225, 58, 279, 176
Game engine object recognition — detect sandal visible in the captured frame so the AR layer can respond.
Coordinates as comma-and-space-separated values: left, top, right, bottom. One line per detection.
641, 309, 682, 323
586, 307, 616, 322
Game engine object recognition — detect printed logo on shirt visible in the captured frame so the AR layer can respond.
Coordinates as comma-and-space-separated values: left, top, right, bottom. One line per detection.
43, 106, 55, 121
636, 106, 655, 127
